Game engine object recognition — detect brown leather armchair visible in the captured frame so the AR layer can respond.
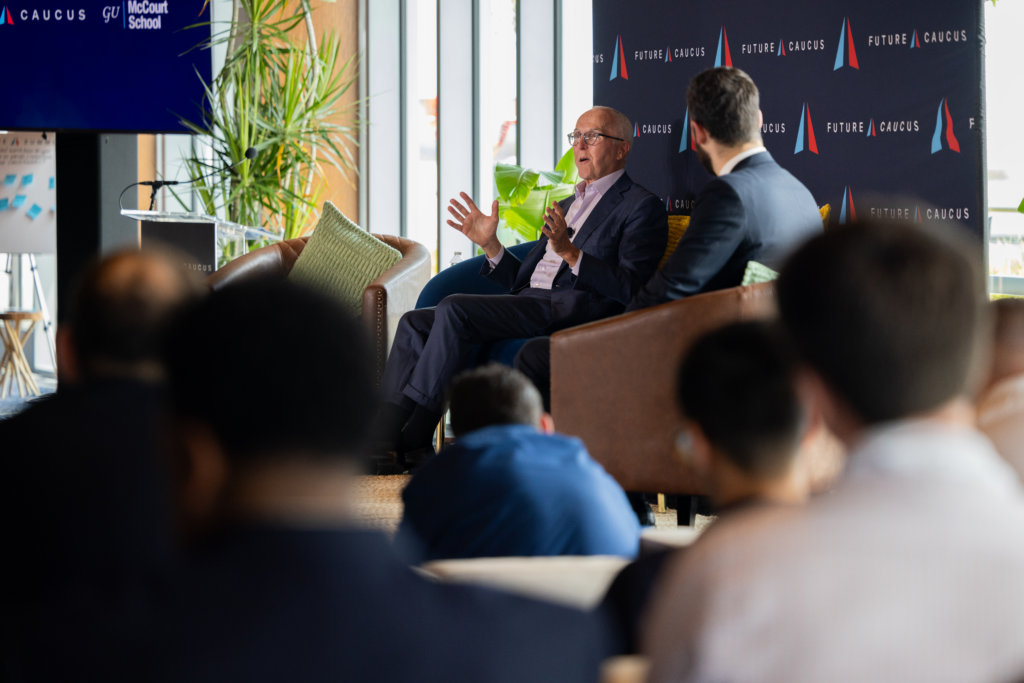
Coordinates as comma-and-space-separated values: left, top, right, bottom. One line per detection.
206, 234, 431, 384
550, 282, 843, 496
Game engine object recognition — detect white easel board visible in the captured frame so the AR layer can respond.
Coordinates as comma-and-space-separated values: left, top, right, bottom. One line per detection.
0, 132, 56, 254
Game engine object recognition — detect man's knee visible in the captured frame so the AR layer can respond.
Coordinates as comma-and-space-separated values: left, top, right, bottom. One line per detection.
434, 294, 477, 329
399, 307, 435, 335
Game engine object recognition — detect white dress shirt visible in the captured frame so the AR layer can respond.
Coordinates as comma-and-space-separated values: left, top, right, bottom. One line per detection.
977, 373, 1024, 482
717, 146, 767, 176
486, 168, 626, 290
644, 418, 1024, 683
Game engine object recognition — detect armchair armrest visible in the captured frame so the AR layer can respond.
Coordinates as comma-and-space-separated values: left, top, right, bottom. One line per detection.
363, 234, 432, 383
550, 282, 776, 494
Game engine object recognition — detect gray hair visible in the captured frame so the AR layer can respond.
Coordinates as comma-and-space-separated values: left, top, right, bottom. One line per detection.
590, 106, 633, 146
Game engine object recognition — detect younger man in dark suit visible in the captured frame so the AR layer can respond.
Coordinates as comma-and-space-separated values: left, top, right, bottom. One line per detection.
398, 364, 639, 561
516, 67, 822, 409
158, 281, 610, 683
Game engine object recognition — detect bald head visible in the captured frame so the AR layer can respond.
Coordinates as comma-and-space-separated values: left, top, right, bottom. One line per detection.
989, 299, 1024, 391
66, 250, 202, 382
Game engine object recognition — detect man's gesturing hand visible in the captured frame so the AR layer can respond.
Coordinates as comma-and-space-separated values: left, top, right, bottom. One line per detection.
447, 192, 501, 259
541, 201, 581, 268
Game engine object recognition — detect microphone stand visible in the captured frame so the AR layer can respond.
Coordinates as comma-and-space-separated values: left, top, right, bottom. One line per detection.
118, 147, 259, 213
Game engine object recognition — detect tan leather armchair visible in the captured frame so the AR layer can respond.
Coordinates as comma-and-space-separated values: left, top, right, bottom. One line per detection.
550, 282, 843, 496
206, 234, 431, 384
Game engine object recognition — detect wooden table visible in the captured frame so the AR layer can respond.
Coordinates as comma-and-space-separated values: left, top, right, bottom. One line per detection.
0, 311, 44, 398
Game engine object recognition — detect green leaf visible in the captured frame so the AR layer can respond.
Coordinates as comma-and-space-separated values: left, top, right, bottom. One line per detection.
1018, 196, 1024, 214
554, 148, 580, 186
495, 164, 541, 206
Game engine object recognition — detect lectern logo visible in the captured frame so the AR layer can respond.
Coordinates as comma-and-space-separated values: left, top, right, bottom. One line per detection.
931, 98, 960, 153
834, 17, 859, 70
609, 35, 629, 80
714, 27, 733, 67
839, 186, 857, 224
794, 103, 818, 154
0, 6, 13, 24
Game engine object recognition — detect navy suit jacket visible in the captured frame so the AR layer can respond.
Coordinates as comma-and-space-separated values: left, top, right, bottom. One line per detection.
482, 172, 667, 330
629, 152, 822, 311
160, 525, 611, 683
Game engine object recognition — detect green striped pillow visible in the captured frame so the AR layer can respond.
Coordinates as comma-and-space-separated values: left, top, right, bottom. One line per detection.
288, 202, 402, 316
741, 260, 779, 286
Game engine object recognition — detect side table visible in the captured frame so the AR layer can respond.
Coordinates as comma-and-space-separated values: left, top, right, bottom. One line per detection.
0, 311, 44, 398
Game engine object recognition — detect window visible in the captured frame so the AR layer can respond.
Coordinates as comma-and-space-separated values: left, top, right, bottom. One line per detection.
405, 0, 439, 273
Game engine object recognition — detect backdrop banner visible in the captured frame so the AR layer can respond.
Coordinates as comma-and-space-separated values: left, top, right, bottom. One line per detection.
592, 0, 986, 238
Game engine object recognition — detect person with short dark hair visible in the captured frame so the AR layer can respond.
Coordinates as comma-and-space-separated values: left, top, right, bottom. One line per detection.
645, 220, 1024, 683
158, 284, 610, 683
515, 67, 822, 411
398, 363, 639, 561
0, 249, 201, 681
600, 321, 814, 654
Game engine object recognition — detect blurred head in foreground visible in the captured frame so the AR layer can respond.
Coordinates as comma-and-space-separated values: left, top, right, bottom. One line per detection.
447, 363, 555, 438
59, 249, 201, 384
161, 280, 376, 542
777, 219, 988, 443
677, 321, 813, 509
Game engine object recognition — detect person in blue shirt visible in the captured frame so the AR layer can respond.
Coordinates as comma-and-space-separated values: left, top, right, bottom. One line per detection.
398, 363, 640, 561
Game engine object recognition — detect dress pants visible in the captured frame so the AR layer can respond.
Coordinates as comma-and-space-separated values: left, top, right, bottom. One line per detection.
514, 337, 552, 412
380, 291, 555, 413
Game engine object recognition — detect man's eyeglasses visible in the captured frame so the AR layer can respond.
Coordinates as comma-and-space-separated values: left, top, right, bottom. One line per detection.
567, 131, 626, 147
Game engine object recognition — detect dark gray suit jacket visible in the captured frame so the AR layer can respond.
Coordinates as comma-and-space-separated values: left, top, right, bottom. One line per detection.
628, 152, 821, 311
483, 172, 667, 331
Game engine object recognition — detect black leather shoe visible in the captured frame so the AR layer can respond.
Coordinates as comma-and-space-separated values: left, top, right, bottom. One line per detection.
399, 445, 436, 471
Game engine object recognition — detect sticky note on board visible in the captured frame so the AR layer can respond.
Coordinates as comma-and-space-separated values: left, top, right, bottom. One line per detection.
3, 175, 14, 186
50, 205, 56, 213
12, 195, 26, 208
49, 177, 55, 189
21, 174, 33, 186
27, 204, 41, 220
0, 198, 8, 211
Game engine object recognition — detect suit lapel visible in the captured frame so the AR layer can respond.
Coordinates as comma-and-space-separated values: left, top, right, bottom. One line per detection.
554, 173, 632, 280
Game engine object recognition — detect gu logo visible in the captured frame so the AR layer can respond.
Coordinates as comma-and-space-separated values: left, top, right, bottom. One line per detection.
609, 35, 629, 81
834, 17, 860, 70
679, 107, 695, 152
794, 103, 818, 155
930, 98, 960, 153
0, 6, 13, 24
839, 186, 857, 225
714, 28, 733, 67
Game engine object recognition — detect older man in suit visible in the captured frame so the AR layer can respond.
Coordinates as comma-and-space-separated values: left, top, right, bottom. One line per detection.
375, 106, 667, 460
516, 67, 823, 411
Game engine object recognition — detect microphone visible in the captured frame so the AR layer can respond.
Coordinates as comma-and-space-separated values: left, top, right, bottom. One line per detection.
120, 147, 259, 212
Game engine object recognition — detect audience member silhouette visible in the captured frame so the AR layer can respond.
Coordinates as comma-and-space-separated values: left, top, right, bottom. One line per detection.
157, 280, 611, 683
977, 298, 1024, 479
398, 363, 639, 561
0, 249, 200, 681
600, 320, 815, 654
645, 220, 1024, 683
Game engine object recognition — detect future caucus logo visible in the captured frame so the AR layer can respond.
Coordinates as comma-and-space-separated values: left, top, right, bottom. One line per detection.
777, 40, 785, 56
714, 28, 733, 67
609, 35, 629, 81
910, 30, 921, 48
679, 107, 695, 152
834, 17, 859, 70
839, 186, 857, 225
794, 103, 818, 155
930, 97, 960, 154
0, 6, 12, 24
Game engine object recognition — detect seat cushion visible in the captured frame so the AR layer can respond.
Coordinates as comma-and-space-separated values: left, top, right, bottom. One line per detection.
288, 202, 402, 315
